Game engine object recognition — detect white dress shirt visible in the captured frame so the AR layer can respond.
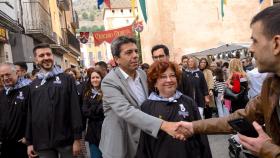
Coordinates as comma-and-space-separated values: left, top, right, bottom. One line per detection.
119, 68, 146, 105
247, 68, 267, 99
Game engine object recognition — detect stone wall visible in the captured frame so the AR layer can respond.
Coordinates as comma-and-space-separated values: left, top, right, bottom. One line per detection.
140, 0, 272, 63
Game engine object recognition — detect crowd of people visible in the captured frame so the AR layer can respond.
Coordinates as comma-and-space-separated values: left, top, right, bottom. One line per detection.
0, 4, 280, 158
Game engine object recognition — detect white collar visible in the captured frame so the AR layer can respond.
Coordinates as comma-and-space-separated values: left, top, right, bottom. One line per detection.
119, 67, 140, 81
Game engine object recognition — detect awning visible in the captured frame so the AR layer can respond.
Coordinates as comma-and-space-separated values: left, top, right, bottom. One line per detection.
189, 43, 250, 57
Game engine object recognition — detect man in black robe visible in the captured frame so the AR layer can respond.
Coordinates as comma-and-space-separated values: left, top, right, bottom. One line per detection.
26, 43, 83, 158
0, 63, 30, 158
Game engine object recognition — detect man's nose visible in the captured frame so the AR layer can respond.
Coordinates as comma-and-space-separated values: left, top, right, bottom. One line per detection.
132, 51, 139, 58
249, 45, 254, 55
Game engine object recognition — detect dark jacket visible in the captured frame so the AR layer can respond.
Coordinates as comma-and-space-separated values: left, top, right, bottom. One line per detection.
26, 73, 83, 150
0, 86, 30, 142
180, 69, 209, 108
193, 74, 280, 158
82, 93, 104, 145
76, 81, 87, 130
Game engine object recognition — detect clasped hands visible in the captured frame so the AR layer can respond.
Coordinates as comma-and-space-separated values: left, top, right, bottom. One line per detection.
161, 121, 273, 157
161, 121, 194, 141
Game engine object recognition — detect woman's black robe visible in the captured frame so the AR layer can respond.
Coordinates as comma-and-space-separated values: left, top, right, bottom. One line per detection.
136, 95, 212, 158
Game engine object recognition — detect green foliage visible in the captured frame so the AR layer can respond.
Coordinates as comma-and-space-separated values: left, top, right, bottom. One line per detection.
89, 12, 95, 21
82, 12, 88, 19
76, 25, 105, 33
78, 26, 88, 32
89, 26, 105, 32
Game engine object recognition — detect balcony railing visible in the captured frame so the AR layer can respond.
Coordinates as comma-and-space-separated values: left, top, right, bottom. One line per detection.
67, 29, 80, 53
22, 1, 56, 43
61, 28, 80, 56
71, 10, 79, 29
60, 28, 68, 46
57, 0, 70, 11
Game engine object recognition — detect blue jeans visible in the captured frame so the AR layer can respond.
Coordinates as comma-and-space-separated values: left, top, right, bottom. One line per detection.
216, 93, 229, 117
89, 144, 102, 158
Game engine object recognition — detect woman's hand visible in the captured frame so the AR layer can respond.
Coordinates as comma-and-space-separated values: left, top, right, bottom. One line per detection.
220, 95, 224, 101
209, 90, 213, 96
226, 83, 233, 89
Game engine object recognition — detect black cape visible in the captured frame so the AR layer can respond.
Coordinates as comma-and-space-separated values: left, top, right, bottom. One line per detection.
136, 95, 212, 158
0, 86, 30, 142
26, 73, 83, 150
82, 93, 104, 145
180, 70, 209, 108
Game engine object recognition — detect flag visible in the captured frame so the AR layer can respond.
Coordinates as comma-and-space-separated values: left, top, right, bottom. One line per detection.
80, 32, 89, 44
259, 0, 272, 10
97, 0, 103, 9
131, 0, 136, 17
133, 21, 144, 32
93, 25, 134, 46
98, 0, 111, 9
139, 0, 147, 23
104, 0, 111, 9
221, 0, 227, 18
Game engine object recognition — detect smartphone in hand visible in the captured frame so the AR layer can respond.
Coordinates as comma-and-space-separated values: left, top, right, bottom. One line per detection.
228, 118, 258, 138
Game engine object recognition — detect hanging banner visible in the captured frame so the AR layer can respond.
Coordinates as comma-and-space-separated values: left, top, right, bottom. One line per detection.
0, 26, 7, 42
93, 25, 133, 46
80, 32, 89, 44
139, 0, 147, 23
133, 21, 144, 33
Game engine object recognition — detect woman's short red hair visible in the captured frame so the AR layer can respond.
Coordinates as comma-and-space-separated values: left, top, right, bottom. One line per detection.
147, 61, 181, 91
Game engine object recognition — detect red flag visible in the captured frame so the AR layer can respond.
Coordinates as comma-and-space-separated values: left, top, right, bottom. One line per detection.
104, 0, 111, 9
93, 25, 133, 46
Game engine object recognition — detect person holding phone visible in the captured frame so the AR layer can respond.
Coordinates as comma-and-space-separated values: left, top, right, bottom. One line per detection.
175, 5, 280, 158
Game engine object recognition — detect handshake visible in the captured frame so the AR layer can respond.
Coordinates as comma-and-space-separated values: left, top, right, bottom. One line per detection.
160, 121, 194, 141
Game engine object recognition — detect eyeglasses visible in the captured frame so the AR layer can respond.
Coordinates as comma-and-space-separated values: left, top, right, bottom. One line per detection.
152, 54, 166, 60
159, 74, 176, 81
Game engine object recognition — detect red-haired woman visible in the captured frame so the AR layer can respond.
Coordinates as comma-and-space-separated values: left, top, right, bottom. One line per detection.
136, 61, 212, 158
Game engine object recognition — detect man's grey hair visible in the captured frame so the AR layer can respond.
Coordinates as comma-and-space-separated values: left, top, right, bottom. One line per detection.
0, 62, 17, 72
111, 36, 137, 57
